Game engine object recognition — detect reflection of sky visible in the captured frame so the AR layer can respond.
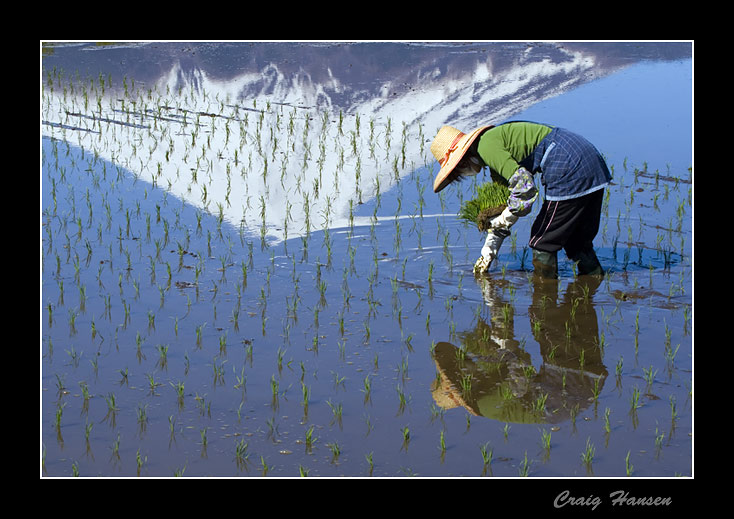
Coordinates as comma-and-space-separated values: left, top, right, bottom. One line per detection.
512, 59, 693, 174
42, 44, 692, 241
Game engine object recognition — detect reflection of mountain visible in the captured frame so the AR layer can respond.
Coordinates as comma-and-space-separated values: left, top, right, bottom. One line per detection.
431, 274, 608, 424
42, 42, 692, 111
41, 42, 692, 126
41, 42, 691, 240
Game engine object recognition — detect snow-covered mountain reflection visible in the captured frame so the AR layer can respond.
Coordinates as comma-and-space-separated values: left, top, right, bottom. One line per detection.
41, 42, 690, 242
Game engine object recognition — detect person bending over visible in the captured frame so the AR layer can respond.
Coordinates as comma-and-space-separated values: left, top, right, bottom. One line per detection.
430, 121, 610, 278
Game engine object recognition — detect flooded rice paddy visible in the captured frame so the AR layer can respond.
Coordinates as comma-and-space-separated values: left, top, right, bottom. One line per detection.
41, 42, 693, 478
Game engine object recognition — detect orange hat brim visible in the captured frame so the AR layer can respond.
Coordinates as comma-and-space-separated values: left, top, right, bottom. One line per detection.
432, 125, 491, 193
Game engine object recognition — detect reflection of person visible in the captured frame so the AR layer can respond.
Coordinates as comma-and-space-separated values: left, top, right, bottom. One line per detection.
431, 274, 606, 424
430, 121, 610, 278
528, 273, 607, 396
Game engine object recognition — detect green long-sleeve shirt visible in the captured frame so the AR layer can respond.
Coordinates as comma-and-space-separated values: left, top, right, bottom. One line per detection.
476, 122, 553, 181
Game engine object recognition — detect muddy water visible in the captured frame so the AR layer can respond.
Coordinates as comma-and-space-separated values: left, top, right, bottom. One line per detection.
41, 42, 692, 478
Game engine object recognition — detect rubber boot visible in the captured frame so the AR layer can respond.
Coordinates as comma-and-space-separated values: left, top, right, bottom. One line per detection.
532, 250, 558, 279
570, 247, 604, 276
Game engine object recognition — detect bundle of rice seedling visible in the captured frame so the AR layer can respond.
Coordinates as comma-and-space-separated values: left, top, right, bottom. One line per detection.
458, 179, 510, 231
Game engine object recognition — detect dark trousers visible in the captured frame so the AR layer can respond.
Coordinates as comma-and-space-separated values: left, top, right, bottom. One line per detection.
528, 188, 604, 260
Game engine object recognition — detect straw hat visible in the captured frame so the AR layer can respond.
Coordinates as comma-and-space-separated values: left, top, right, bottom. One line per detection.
430, 125, 492, 193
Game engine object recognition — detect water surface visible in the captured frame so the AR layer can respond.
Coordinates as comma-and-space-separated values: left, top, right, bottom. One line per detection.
41, 41, 692, 478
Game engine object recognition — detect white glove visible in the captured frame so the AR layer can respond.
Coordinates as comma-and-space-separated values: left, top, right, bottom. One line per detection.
487, 206, 518, 231
473, 229, 509, 274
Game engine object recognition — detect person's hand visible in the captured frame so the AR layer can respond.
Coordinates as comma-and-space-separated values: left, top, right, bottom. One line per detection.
486, 206, 518, 231
484, 167, 537, 233
473, 228, 510, 274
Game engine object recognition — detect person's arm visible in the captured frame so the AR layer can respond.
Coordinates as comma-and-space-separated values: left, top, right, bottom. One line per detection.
473, 167, 538, 274
474, 227, 510, 274
492, 166, 538, 225
473, 126, 543, 273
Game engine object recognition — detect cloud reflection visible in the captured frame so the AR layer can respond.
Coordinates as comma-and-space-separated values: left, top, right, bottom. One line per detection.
41, 42, 691, 242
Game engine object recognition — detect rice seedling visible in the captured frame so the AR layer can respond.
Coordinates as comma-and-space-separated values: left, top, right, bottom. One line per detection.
104, 392, 119, 414
518, 451, 531, 477
259, 456, 272, 476
591, 377, 602, 402
84, 419, 93, 446
108, 433, 122, 464
480, 442, 493, 475
54, 402, 65, 436
235, 438, 250, 468
361, 375, 372, 402
331, 371, 346, 389
459, 373, 473, 397
540, 429, 552, 454
65, 345, 81, 368
136, 449, 147, 476
581, 437, 595, 472
194, 393, 211, 417
301, 382, 310, 410
439, 430, 447, 457
167, 415, 179, 440
654, 427, 665, 454
156, 344, 169, 369
146, 373, 162, 395
669, 395, 678, 425
365, 452, 374, 476
458, 179, 510, 230
136, 403, 149, 432
269, 374, 280, 406
79, 381, 91, 403
326, 399, 344, 426
396, 385, 410, 413
171, 380, 185, 406
643, 365, 657, 390
327, 441, 342, 462
532, 393, 548, 415
401, 426, 411, 450
304, 426, 317, 453
664, 342, 681, 367
625, 451, 634, 476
